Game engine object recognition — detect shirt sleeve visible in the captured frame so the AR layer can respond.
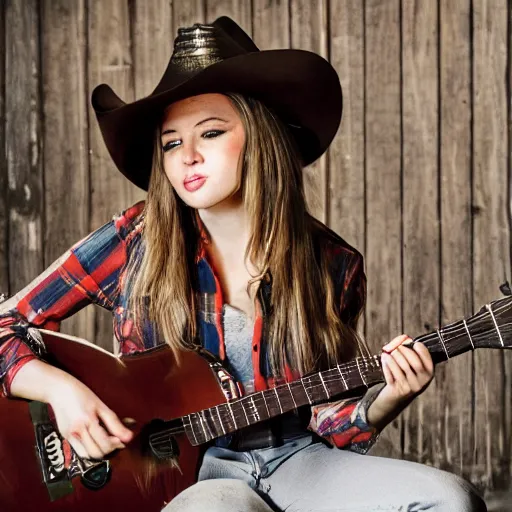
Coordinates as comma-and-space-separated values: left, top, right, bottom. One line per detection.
0, 202, 142, 397
308, 250, 382, 454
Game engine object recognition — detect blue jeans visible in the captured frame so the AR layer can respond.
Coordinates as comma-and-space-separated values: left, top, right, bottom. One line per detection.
164, 435, 487, 511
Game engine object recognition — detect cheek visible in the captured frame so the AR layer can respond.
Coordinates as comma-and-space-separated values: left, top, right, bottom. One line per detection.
222, 132, 245, 170
162, 156, 179, 186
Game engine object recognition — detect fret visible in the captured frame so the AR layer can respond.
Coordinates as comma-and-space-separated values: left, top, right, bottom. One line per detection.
203, 409, 215, 439
301, 377, 313, 404
261, 391, 271, 419
239, 399, 250, 425
436, 328, 450, 359
183, 415, 199, 445
355, 357, 367, 387
319, 371, 330, 397
215, 406, 226, 435
337, 364, 348, 391
250, 396, 259, 421
463, 319, 475, 350
189, 415, 204, 444
199, 410, 212, 440
486, 303, 505, 347
274, 387, 283, 414
287, 382, 298, 409
227, 401, 238, 430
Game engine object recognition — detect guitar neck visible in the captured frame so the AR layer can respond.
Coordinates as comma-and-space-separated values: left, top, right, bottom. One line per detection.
179, 295, 512, 446
417, 295, 512, 363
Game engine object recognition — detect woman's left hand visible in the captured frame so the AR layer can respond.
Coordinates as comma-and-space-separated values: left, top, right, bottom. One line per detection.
366, 334, 434, 430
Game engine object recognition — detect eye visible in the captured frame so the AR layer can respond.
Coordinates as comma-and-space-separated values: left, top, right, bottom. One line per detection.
202, 130, 225, 139
162, 139, 181, 152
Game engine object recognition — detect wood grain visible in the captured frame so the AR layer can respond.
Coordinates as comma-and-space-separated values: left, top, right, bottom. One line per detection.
252, 0, 290, 49
41, 0, 95, 344
5, 0, 44, 293
132, 0, 173, 98
400, 0, 440, 466
437, 0, 474, 479
87, 0, 145, 350
472, 0, 510, 491
205, 0, 252, 33
364, 0, 402, 458
290, 0, 328, 223
328, 0, 365, 256
0, 0, 7, 296
172, 0, 206, 34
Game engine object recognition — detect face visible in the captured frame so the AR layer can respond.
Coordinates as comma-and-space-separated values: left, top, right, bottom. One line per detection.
160, 93, 246, 211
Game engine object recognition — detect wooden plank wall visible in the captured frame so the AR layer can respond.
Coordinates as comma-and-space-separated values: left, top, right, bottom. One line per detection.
1, 0, 511, 505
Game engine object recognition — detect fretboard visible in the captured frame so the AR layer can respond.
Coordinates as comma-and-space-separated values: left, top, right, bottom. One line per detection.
181, 295, 512, 446
183, 354, 383, 445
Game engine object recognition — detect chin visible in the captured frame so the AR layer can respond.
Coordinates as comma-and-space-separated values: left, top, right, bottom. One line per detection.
181, 195, 227, 210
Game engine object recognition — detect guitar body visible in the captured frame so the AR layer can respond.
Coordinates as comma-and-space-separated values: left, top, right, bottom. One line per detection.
0, 331, 227, 512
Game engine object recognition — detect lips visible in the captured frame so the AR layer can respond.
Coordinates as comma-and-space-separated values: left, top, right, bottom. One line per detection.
183, 174, 205, 185
183, 175, 207, 192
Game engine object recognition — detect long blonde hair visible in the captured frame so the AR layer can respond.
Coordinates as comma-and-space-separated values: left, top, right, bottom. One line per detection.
125, 93, 367, 376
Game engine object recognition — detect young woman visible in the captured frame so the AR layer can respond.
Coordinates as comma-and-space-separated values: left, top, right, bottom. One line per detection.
0, 17, 486, 512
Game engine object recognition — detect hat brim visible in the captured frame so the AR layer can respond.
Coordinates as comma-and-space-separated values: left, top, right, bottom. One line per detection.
92, 49, 342, 191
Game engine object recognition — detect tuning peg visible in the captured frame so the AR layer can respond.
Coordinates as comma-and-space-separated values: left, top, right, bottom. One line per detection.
499, 281, 512, 296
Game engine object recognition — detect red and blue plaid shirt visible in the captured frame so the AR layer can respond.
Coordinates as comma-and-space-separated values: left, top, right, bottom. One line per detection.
0, 201, 380, 453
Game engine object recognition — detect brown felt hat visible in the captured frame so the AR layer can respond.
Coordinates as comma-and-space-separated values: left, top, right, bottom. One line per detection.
91, 16, 343, 191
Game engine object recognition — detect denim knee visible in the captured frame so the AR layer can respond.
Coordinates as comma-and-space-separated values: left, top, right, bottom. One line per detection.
162, 479, 273, 512
432, 471, 487, 512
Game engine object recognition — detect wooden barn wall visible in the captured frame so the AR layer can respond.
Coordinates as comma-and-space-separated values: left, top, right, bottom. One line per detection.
1, 0, 511, 505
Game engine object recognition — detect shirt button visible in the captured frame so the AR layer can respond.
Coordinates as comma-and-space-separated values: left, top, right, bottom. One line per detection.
253, 345, 258, 352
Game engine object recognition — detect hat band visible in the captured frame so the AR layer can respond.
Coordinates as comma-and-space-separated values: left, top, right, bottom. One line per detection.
171, 24, 223, 72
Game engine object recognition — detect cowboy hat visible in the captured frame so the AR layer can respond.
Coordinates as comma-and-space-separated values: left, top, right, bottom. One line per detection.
91, 16, 342, 191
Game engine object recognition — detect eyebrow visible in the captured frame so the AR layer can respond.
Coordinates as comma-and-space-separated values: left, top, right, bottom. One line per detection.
161, 116, 228, 136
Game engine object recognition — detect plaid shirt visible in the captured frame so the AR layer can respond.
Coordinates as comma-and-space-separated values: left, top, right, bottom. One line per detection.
0, 201, 380, 453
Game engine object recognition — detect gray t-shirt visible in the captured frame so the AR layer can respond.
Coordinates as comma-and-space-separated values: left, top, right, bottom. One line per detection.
222, 303, 255, 393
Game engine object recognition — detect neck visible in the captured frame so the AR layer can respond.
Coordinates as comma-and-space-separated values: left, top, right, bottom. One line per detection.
197, 195, 250, 261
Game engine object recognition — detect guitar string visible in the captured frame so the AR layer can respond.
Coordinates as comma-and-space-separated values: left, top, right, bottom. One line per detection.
149, 326, 496, 444
149, 330, 491, 446
149, 312, 511, 443
150, 354, 434, 444
148, 367, 379, 444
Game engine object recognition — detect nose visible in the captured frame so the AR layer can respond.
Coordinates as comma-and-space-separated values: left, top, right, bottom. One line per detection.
182, 142, 203, 166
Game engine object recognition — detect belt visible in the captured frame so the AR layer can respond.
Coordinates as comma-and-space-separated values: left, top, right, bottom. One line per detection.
226, 410, 310, 451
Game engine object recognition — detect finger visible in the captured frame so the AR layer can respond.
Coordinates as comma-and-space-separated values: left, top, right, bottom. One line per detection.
381, 353, 395, 385
89, 421, 125, 455
413, 343, 434, 375
389, 348, 423, 391
67, 434, 89, 460
382, 351, 407, 383
79, 426, 104, 460
382, 334, 411, 353
98, 407, 134, 444
390, 346, 417, 376
396, 345, 425, 374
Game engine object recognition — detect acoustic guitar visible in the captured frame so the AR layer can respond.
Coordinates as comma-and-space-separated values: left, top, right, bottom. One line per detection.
1, 294, 511, 511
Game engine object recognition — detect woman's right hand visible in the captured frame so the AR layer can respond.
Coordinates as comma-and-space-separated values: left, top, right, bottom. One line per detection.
47, 376, 134, 460
10, 359, 133, 460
